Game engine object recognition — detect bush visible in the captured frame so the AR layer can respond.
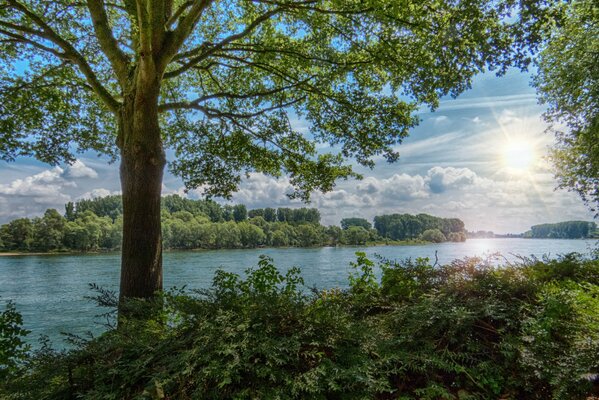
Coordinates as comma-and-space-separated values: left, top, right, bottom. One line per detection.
421, 228, 446, 243
0, 300, 30, 380
2, 254, 598, 399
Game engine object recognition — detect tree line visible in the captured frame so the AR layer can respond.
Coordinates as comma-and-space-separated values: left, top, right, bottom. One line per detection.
373, 213, 467, 243
0, 195, 467, 252
526, 221, 598, 239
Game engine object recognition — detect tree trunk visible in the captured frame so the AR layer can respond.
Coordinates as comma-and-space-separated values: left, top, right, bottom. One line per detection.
117, 79, 165, 312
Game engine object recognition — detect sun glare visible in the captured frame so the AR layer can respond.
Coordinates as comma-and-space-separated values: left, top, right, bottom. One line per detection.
502, 139, 536, 172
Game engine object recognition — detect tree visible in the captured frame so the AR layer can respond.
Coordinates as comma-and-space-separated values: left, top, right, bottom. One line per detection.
342, 226, 369, 245
32, 209, 65, 251
233, 204, 247, 222
534, 0, 599, 213
0, 0, 549, 308
263, 208, 277, 223
421, 228, 446, 243
340, 218, 371, 230
0, 218, 33, 251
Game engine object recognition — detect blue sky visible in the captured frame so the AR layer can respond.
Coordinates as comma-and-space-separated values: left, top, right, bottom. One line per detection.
0, 68, 594, 233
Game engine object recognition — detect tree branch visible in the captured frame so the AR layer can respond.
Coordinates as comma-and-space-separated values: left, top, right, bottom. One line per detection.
135, 0, 152, 56
164, 7, 280, 79
7, 0, 120, 112
0, 28, 66, 58
160, 0, 212, 69
86, 0, 131, 86
165, 0, 192, 28
158, 96, 304, 116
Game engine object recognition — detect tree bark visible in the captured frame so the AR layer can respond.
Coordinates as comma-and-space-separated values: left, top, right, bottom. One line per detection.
117, 78, 165, 312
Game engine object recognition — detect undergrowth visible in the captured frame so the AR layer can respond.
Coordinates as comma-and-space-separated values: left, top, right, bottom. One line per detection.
1, 253, 599, 399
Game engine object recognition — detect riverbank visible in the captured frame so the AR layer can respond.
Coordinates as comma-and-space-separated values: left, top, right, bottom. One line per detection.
0, 240, 433, 257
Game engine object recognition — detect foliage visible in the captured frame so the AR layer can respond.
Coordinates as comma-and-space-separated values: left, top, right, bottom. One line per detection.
374, 213, 465, 241
0, 300, 30, 380
2, 253, 599, 399
534, 0, 599, 213
341, 218, 372, 231
0, 196, 468, 252
0, 0, 554, 197
0, 0, 564, 305
527, 220, 597, 239
420, 228, 446, 243
342, 226, 371, 245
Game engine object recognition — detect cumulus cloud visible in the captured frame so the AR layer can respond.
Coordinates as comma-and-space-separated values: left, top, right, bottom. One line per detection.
78, 188, 119, 200
228, 173, 298, 208
65, 160, 98, 179
0, 167, 71, 203
0, 160, 106, 222
0, 167, 74, 220
426, 166, 477, 193
357, 174, 429, 202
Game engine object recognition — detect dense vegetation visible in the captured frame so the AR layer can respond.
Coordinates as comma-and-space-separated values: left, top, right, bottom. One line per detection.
374, 213, 467, 242
2, 253, 598, 399
0, 195, 467, 252
534, 0, 599, 214
526, 221, 598, 239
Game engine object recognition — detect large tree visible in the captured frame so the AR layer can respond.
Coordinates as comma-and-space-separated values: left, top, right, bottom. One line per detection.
533, 0, 599, 214
0, 0, 550, 307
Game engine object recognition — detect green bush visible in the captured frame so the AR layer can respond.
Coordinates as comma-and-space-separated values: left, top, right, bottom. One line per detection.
421, 228, 446, 243
2, 254, 598, 399
0, 300, 30, 381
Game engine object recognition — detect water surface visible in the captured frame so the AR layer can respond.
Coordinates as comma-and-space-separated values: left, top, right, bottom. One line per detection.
0, 238, 596, 347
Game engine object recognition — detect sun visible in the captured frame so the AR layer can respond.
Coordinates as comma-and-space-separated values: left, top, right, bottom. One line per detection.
502, 139, 536, 172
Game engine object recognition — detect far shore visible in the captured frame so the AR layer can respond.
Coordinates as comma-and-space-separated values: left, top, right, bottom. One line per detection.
0, 241, 429, 257
1, 237, 597, 257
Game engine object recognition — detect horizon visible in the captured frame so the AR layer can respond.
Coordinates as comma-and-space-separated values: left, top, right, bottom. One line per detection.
0, 68, 595, 234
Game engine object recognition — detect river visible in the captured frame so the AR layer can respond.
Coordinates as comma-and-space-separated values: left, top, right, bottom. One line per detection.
0, 238, 597, 347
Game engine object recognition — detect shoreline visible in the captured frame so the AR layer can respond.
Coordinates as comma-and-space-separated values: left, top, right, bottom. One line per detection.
1, 237, 597, 257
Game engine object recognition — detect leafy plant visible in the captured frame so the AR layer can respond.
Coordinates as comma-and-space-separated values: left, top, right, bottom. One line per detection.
2, 254, 598, 399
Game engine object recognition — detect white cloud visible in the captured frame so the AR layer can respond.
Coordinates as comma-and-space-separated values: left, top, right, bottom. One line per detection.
0, 160, 108, 221
357, 174, 429, 202
432, 115, 449, 124
0, 167, 70, 202
426, 166, 477, 193
0, 167, 72, 220
65, 160, 98, 179
78, 188, 119, 200
228, 173, 298, 208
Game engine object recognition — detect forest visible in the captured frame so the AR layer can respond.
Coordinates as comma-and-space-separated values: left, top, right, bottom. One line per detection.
0, 195, 468, 252
526, 221, 598, 239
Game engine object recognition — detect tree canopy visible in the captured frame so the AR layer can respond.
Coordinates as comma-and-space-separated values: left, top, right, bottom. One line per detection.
534, 0, 599, 213
1, 0, 551, 198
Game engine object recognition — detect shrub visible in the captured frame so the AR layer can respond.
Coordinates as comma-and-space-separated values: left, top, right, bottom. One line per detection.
421, 228, 446, 243
2, 254, 598, 399
0, 300, 30, 380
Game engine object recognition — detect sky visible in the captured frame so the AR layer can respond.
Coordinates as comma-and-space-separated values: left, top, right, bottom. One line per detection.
0, 68, 595, 234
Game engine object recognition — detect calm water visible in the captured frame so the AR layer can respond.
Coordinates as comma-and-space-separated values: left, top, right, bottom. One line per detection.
1, 238, 597, 347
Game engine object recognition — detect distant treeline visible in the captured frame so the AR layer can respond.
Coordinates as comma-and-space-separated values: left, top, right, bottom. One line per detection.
374, 213, 466, 242
0, 195, 466, 252
525, 221, 597, 239
465, 221, 598, 239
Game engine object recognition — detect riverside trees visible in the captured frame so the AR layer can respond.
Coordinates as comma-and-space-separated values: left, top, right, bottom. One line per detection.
0, 0, 553, 309
534, 0, 599, 214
